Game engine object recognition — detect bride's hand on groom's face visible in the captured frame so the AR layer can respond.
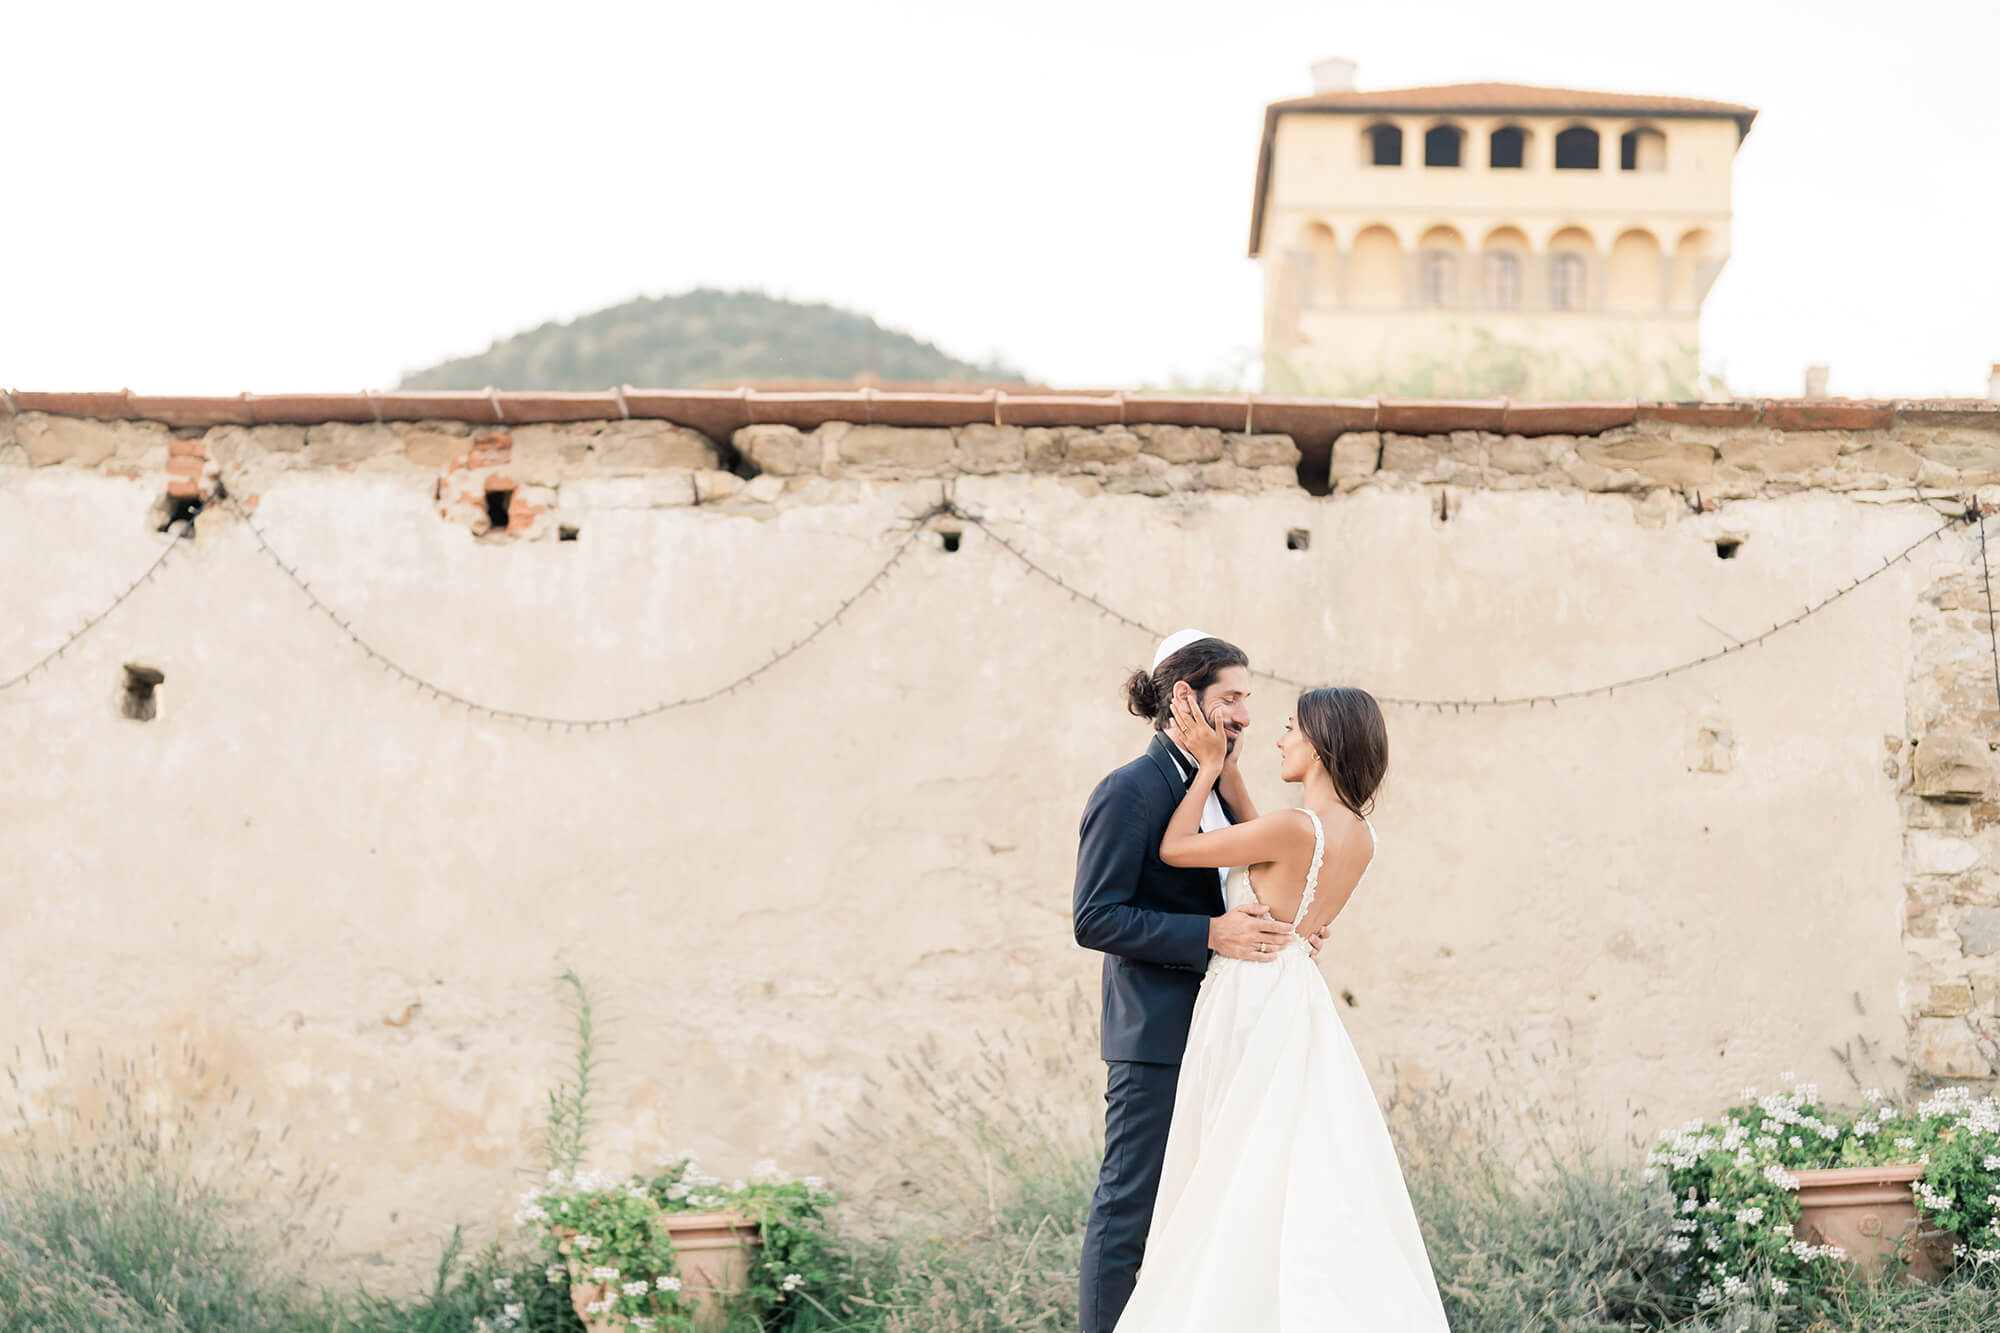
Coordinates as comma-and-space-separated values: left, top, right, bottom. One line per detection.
1169, 688, 1228, 769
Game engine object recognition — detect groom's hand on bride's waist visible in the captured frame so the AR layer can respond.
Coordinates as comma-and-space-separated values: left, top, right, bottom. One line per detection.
1208, 903, 1293, 962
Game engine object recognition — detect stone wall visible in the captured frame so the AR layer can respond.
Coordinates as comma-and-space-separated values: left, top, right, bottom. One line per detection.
3, 402, 1998, 1285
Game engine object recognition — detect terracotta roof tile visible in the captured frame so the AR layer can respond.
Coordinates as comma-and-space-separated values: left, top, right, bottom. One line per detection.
1269, 81, 1757, 122
4, 389, 1996, 444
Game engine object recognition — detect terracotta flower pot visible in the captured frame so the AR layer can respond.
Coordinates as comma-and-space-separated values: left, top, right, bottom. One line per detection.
663, 1210, 762, 1331
1790, 1164, 1956, 1282
552, 1211, 762, 1333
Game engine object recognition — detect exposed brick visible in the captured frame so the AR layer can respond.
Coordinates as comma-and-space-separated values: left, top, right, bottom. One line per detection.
166, 478, 201, 498
164, 455, 204, 478
167, 437, 207, 457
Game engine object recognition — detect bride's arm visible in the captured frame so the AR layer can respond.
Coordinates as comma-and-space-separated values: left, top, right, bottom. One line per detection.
1216, 752, 1258, 823
1159, 692, 1301, 869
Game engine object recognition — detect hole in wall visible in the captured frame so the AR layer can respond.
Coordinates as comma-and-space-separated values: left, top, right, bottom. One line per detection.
1437, 490, 1451, 523
121, 663, 164, 721
156, 493, 202, 534
1339, 989, 1358, 1008
1286, 529, 1311, 551
1294, 446, 1332, 496
484, 487, 514, 530
1715, 538, 1742, 559
938, 528, 962, 553
558, 524, 580, 542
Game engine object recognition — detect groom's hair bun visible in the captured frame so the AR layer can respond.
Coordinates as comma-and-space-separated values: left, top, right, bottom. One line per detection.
1125, 637, 1250, 729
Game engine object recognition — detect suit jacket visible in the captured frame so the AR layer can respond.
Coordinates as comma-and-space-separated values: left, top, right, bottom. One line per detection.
1072, 732, 1236, 1064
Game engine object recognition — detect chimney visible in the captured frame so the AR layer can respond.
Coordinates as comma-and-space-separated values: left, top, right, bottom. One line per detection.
1311, 57, 1358, 94
1804, 363, 1830, 400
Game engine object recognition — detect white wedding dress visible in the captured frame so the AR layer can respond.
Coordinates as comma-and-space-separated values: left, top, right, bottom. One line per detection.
1114, 810, 1451, 1331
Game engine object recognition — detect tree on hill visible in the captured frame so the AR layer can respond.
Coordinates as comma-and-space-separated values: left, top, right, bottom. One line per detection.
395, 288, 1023, 390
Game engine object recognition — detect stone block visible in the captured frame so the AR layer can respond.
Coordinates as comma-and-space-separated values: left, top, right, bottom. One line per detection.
835, 425, 955, 476
735, 424, 807, 477
1717, 432, 1841, 480
1916, 1017, 1993, 1078
1911, 830, 1984, 876
1136, 424, 1224, 464
1227, 433, 1300, 468
1925, 982, 1975, 1017
1256, 465, 1303, 491
402, 429, 472, 468
593, 421, 716, 470
1023, 428, 1063, 472
15, 414, 122, 466
1905, 430, 2000, 479
1380, 434, 1439, 479
1062, 427, 1141, 466
1957, 907, 2000, 957
1575, 437, 1717, 488
954, 424, 1025, 475
1915, 733, 1994, 802
1490, 434, 1563, 475
1196, 462, 1238, 491
1102, 455, 1172, 496
1834, 441, 1921, 483
1330, 432, 1379, 481
694, 469, 745, 503
304, 423, 397, 465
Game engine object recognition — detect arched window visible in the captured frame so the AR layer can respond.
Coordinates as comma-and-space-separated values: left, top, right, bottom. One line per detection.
1423, 124, 1464, 168
1620, 127, 1667, 172
1366, 123, 1403, 167
1550, 253, 1587, 310
1489, 125, 1528, 169
1420, 252, 1459, 307
1302, 222, 1339, 307
1482, 227, 1529, 310
1348, 225, 1403, 307
1607, 228, 1663, 311
1554, 126, 1600, 170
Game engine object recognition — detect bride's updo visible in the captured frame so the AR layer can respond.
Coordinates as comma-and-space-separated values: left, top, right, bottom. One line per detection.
1295, 686, 1388, 818
1124, 637, 1249, 728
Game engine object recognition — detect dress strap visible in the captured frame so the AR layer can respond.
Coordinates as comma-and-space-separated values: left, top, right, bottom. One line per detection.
1294, 807, 1326, 928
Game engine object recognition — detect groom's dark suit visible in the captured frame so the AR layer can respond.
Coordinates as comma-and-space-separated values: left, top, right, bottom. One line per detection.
1073, 731, 1233, 1333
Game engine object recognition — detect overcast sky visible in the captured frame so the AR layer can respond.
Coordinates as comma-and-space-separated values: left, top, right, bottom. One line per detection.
6, 0, 1995, 400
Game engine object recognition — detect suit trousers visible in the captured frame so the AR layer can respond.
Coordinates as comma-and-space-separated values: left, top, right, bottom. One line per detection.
1078, 1059, 1181, 1333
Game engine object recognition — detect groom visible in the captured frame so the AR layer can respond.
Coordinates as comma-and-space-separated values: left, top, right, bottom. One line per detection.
1072, 629, 1329, 1333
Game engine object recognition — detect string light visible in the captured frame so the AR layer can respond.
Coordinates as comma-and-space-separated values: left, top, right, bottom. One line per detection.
2, 487, 1988, 725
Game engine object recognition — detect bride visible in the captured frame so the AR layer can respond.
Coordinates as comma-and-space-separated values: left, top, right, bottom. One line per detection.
1112, 683, 1451, 1331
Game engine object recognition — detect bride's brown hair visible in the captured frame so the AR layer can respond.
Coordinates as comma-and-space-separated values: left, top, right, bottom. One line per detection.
1295, 686, 1387, 819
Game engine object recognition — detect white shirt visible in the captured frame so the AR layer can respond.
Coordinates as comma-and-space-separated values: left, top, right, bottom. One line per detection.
1167, 739, 1234, 901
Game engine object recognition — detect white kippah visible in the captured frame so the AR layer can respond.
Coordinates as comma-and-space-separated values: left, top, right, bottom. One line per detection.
1150, 628, 1217, 672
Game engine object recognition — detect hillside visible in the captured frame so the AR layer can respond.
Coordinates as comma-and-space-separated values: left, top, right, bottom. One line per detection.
395, 289, 1022, 390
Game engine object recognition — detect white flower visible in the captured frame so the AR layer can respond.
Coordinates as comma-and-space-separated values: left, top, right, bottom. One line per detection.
1722, 1274, 1750, 1298
586, 1299, 611, 1316
546, 1264, 565, 1283
492, 1277, 513, 1295
655, 1275, 681, 1292
590, 1266, 620, 1283
1895, 1137, 1917, 1151
1696, 1283, 1720, 1305
626, 1186, 649, 1200
1770, 1277, 1789, 1296
1663, 1235, 1692, 1255
1763, 1163, 1799, 1190
1733, 1206, 1764, 1226
781, 1272, 804, 1293
622, 1280, 649, 1296
572, 1233, 598, 1252
633, 1321, 656, 1331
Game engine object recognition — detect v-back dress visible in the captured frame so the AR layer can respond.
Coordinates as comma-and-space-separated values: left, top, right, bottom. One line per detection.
1113, 810, 1451, 1331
